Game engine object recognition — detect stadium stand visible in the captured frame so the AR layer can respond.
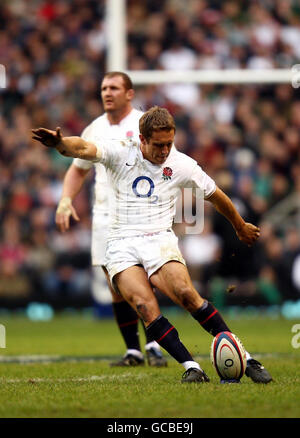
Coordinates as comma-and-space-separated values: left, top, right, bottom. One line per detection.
0, 0, 300, 309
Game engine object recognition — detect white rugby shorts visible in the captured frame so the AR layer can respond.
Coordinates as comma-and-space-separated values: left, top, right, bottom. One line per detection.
91, 212, 109, 266
104, 229, 186, 285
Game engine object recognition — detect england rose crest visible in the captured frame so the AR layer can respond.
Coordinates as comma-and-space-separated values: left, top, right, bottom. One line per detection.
162, 167, 173, 180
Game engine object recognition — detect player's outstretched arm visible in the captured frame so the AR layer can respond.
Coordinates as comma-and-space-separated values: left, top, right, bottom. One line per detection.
32, 127, 101, 161
207, 186, 260, 246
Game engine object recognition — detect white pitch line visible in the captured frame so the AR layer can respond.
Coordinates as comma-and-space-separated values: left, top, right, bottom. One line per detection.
0, 373, 149, 384
0, 355, 62, 363
0, 352, 291, 366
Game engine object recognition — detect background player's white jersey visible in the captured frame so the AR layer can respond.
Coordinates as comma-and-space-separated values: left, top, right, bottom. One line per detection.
94, 139, 216, 240
73, 108, 144, 215
73, 108, 143, 266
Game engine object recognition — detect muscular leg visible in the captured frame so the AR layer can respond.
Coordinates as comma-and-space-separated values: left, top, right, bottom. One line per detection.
150, 262, 205, 312
101, 266, 143, 360
150, 261, 230, 336
101, 265, 123, 303
149, 260, 273, 383
115, 265, 207, 379
105, 265, 166, 366
114, 265, 161, 325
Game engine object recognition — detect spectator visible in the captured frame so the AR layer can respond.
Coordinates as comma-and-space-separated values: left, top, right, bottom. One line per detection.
0, 0, 299, 309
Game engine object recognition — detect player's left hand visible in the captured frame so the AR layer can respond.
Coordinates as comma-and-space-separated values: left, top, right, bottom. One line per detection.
56, 197, 80, 233
32, 127, 62, 148
236, 222, 260, 246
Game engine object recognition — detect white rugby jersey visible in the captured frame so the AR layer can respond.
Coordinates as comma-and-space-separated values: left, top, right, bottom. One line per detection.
73, 109, 143, 215
92, 139, 216, 239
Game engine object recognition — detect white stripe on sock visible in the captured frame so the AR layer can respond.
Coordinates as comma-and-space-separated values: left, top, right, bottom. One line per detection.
145, 341, 160, 351
182, 361, 201, 371
126, 349, 144, 359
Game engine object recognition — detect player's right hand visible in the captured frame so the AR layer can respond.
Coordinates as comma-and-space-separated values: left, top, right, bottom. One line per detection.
55, 197, 80, 232
32, 127, 62, 148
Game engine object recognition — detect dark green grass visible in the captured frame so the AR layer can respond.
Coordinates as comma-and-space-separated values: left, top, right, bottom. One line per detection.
0, 311, 299, 418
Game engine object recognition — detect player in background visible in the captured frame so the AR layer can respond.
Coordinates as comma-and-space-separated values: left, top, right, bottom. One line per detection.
55, 72, 167, 367
32, 106, 272, 384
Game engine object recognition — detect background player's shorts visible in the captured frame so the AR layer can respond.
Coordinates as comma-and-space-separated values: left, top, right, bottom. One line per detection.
91, 212, 109, 266
104, 229, 186, 286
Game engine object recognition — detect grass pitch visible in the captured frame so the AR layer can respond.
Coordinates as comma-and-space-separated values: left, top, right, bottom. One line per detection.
0, 310, 299, 418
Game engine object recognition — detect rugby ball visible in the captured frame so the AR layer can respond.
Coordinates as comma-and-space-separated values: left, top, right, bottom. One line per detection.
210, 331, 247, 381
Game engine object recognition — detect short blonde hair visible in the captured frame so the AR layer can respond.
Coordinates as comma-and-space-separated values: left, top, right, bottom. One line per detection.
139, 106, 176, 141
102, 71, 133, 90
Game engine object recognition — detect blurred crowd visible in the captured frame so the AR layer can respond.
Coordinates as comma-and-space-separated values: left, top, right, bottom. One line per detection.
0, 0, 300, 310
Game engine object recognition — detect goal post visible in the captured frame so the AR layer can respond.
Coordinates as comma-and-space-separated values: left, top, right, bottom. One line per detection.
106, 0, 295, 85
123, 69, 294, 85
106, 0, 127, 72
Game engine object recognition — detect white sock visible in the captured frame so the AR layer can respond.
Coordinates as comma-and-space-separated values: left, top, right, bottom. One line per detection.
126, 349, 144, 359
182, 361, 201, 371
245, 351, 252, 361
145, 341, 160, 351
